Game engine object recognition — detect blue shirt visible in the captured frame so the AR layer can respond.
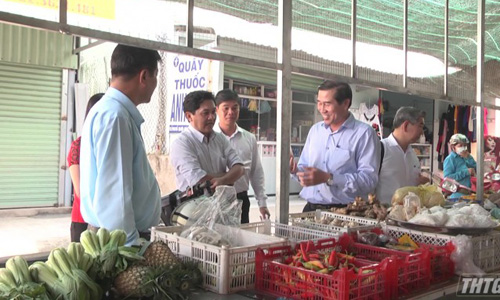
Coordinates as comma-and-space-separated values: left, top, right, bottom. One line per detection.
170, 126, 243, 191
80, 88, 161, 245
296, 113, 380, 205
443, 151, 477, 198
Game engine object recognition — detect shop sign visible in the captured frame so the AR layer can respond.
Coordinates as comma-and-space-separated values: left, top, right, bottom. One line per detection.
5, 0, 115, 19
166, 54, 212, 138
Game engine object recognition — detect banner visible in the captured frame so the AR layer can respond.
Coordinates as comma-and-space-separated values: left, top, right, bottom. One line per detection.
5, 0, 115, 19
166, 54, 212, 148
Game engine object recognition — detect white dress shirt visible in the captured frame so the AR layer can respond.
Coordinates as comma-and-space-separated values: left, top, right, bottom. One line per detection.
214, 124, 268, 208
170, 125, 243, 192
376, 133, 421, 204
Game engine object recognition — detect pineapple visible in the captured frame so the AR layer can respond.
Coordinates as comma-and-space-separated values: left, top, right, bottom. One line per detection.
113, 264, 155, 298
143, 241, 181, 268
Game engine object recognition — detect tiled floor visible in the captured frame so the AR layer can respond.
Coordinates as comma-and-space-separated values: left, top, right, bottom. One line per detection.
0, 195, 306, 260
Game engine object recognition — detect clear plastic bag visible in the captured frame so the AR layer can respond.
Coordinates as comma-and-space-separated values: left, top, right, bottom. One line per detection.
180, 185, 242, 247
403, 192, 421, 220
451, 235, 484, 276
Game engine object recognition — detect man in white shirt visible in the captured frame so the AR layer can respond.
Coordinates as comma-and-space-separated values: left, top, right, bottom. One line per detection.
214, 89, 271, 222
170, 90, 245, 207
376, 106, 430, 204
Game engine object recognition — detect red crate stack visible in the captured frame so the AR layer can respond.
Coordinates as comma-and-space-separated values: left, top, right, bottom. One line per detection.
255, 238, 391, 300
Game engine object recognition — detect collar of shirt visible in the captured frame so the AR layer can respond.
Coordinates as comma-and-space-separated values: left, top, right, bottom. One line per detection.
322, 113, 356, 133
214, 123, 242, 139
386, 133, 412, 154
106, 87, 144, 128
187, 125, 215, 143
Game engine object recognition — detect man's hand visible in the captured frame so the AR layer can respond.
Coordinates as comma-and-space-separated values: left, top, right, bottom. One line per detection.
468, 168, 475, 176
289, 153, 298, 174
297, 167, 330, 187
210, 177, 226, 189
259, 207, 270, 220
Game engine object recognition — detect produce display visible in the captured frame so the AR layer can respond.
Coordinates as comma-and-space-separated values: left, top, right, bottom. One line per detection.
0, 256, 50, 300
391, 184, 445, 208
330, 194, 388, 221
0, 228, 202, 300
282, 241, 366, 275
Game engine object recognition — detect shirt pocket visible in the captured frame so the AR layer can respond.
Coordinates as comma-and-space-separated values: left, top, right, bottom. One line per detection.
328, 148, 354, 173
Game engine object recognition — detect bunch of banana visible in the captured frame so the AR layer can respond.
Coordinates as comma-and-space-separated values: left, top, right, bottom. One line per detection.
80, 228, 143, 281
0, 256, 50, 299
30, 248, 102, 300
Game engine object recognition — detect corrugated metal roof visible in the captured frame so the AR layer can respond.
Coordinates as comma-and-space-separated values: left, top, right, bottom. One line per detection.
0, 23, 77, 69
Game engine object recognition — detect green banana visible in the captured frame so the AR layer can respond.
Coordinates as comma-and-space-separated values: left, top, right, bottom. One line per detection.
0, 268, 16, 288
5, 256, 30, 285
97, 228, 111, 249
80, 230, 98, 257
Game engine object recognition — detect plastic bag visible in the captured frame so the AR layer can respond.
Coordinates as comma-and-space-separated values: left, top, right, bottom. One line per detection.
180, 185, 242, 247
403, 192, 421, 220
391, 184, 445, 208
450, 235, 485, 276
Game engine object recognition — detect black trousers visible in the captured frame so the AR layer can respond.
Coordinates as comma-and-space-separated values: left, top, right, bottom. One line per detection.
302, 202, 347, 212
237, 191, 251, 224
70, 222, 88, 242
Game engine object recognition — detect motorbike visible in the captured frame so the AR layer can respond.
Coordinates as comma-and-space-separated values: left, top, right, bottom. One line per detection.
471, 169, 500, 193
160, 181, 213, 226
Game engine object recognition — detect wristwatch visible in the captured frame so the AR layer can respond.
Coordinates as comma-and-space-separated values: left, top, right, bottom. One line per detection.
326, 174, 334, 186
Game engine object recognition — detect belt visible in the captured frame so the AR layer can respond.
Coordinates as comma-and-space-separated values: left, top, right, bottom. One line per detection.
308, 202, 347, 210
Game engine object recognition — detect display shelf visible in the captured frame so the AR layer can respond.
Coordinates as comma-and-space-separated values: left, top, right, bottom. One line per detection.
411, 143, 433, 174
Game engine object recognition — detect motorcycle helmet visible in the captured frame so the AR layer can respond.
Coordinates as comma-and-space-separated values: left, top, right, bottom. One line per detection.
170, 195, 209, 226
449, 133, 469, 145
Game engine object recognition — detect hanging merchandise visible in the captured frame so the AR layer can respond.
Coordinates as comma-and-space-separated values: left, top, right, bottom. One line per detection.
358, 102, 382, 138
436, 104, 476, 165
247, 99, 258, 112
257, 100, 272, 114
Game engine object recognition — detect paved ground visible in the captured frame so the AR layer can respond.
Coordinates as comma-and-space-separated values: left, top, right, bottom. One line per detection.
0, 195, 306, 260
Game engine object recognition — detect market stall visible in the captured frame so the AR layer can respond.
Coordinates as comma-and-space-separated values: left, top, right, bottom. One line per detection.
3, 182, 500, 300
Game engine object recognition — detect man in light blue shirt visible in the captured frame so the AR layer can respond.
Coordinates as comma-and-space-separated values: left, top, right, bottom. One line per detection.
291, 80, 380, 211
80, 45, 162, 245
170, 90, 244, 194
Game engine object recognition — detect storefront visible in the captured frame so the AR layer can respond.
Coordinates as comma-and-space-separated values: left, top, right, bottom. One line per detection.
0, 23, 77, 209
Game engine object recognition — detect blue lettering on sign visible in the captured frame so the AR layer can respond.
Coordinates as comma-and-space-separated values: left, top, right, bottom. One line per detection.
170, 93, 187, 122
174, 76, 206, 90
175, 58, 206, 74
169, 124, 189, 133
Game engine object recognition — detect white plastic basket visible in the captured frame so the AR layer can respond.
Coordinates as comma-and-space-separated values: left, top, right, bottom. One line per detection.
383, 224, 500, 272
240, 220, 338, 244
151, 224, 287, 294
289, 210, 379, 234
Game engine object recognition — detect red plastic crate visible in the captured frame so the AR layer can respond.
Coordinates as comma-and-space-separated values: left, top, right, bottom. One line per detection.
339, 233, 455, 298
418, 242, 455, 283
338, 234, 429, 299
255, 238, 391, 300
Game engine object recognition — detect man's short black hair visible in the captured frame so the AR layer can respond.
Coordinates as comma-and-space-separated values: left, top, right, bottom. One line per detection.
318, 80, 353, 108
215, 89, 241, 106
111, 44, 162, 80
183, 90, 215, 113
